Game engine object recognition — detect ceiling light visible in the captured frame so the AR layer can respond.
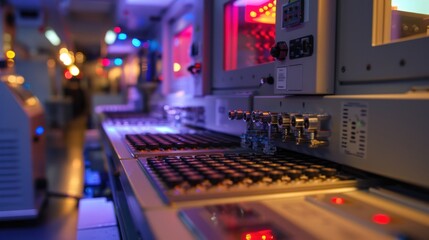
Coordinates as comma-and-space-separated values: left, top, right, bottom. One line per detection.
113, 27, 121, 33
114, 58, 123, 66
69, 65, 80, 76
118, 33, 127, 40
105, 30, 117, 45
132, 38, 141, 47
44, 28, 61, 46
6, 50, 15, 59
59, 52, 73, 66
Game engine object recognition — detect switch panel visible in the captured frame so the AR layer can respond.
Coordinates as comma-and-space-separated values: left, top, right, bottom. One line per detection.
274, 0, 336, 95
290, 35, 314, 59
282, 0, 305, 28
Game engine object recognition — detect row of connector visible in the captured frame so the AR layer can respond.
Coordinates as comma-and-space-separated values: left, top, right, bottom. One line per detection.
228, 110, 330, 154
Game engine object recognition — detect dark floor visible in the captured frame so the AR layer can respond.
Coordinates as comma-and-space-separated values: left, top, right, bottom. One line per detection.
0, 115, 116, 240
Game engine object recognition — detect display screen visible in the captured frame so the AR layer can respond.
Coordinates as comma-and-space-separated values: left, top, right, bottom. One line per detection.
224, 0, 276, 71
373, 0, 429, 45
173, 25, 193, 80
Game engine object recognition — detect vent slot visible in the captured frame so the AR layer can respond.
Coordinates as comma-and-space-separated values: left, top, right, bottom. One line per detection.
0, 129, 23, 207
340, 103, 368, 159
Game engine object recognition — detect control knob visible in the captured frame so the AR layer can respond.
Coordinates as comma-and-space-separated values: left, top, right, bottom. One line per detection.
270, 41, 288, 61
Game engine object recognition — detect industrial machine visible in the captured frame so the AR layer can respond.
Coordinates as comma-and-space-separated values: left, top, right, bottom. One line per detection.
100, 0, 429, 239
0, 75, 46, 220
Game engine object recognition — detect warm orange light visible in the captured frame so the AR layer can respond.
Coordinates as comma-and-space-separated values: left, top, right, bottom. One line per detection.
331, 197, 345, 204
26, 97, 38, 106
96, 67, 104, 76
6, 50, 15, 59
173, 62, 181, 72
245, 0, 276, 25
16, 76, 25, 84
69, 65, 80, 76
47, 59, 56, 68
75, 52, 85, 64
60, 52, 73, 66
245, 234, 251, 240
59, 47, 69, 54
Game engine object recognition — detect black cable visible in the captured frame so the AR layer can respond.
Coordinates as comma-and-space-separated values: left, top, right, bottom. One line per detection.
47, 191, 83, 200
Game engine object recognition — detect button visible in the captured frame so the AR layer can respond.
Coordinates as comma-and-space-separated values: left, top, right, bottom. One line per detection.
269, 170, 284, 180
207, 174, 225, 184
249, 172, 264, 182
229, 173, 245, 183
293, 165, 307, 171
164, 176, 184, 188
277, 166, 291, 173
321, 168, 337, 177
287, 169, 302, 180
304, 168, 320, 178
186, 175, 205, 186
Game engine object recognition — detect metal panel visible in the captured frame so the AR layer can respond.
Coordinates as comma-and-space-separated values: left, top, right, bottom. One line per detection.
253, 94, 429, 188
336, 0, 429, 85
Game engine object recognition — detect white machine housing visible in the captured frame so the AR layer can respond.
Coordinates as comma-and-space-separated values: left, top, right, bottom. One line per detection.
0, 79, 46, 220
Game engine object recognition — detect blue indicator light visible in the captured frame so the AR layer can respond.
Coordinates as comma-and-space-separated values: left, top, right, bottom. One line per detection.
118, 33, 127, 40
35, 126, 44, 136
114, 58, 123, 66
132, 38, 141, 47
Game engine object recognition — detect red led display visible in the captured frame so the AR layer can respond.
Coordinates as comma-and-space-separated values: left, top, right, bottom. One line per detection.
224, 0, 276, 71
241, 229, 275, 240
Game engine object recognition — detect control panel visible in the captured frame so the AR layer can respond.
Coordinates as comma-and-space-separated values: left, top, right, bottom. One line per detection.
179, 190, 429, 240
282, 0, 305, 28
273, 0, 336, 94
229, 109, 330, 155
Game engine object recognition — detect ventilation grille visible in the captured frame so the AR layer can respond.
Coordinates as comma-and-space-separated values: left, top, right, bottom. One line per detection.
340, 103, 368, 159
0, 129, 23, 208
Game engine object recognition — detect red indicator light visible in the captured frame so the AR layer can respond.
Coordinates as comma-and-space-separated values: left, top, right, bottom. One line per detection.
331, 197, 345, 205
241, 230, 274, 240
113, 26, 121, 33
101, 58, 110, 67
372, 213, 391, 225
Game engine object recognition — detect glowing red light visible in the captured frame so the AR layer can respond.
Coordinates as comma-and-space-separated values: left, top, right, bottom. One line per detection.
331, 197, 345, 205
101, 58, 110, 67
113, 26, 121, 33
372, 213, 391, 225
241, 230, 274, 240
64, 70, 72, 80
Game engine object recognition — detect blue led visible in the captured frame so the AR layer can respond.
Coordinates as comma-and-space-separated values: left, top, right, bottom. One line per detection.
118, 33, 127, 40
23, 83, 31, 90
132, 38, 141, 47
114, 58, 123, 66
35, 126, 44, 136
